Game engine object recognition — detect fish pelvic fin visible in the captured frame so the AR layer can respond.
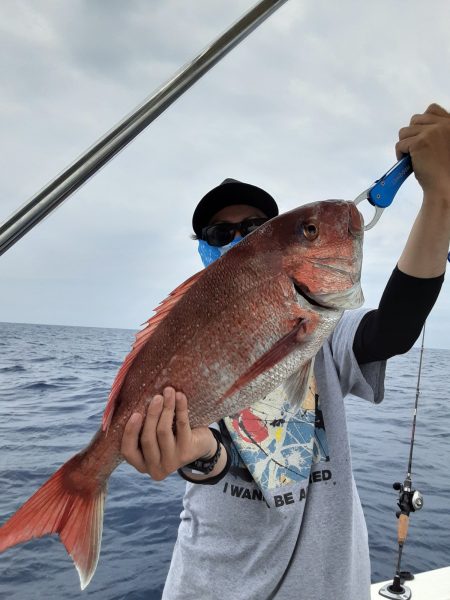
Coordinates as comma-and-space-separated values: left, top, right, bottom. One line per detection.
102, 268, 204, 431
283, 359, 314, 410
0, 455, 106, 590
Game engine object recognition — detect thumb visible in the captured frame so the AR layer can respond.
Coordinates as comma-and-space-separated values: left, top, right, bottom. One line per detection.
425, 103, 449, 117
121, 412, 147, 473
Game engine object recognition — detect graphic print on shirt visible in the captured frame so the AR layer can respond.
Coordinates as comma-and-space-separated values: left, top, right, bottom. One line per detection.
223, 372, 329, 492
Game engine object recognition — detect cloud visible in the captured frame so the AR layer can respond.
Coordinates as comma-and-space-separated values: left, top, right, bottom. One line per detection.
0, 0, 449, 347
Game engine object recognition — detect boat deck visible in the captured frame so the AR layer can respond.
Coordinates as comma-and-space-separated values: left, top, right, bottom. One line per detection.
371, 566, 450, 599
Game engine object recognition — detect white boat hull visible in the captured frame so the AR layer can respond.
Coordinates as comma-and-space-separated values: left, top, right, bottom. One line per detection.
371, 566, 450, 600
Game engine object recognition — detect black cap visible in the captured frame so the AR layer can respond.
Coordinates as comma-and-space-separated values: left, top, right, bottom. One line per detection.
192, 178, 279, 237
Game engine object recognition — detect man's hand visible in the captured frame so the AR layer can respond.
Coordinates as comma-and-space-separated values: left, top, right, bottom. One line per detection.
121, 386, 219, 481
397, 103, 450, 199
396, 103, 450, 278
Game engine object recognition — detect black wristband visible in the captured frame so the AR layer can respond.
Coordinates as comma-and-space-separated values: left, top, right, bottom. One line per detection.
185, 428, 222, 474
178, 425, 231, 485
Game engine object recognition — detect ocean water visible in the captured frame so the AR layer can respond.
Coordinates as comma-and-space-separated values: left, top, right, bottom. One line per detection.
0, 321, 449, 599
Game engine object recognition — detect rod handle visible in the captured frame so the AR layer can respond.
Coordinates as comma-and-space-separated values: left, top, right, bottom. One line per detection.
397, 513, 409, 544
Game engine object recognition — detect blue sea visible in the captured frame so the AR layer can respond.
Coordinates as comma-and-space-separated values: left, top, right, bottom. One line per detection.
1, 321, 449, 599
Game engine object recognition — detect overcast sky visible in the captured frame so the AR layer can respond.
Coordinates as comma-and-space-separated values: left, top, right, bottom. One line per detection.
0, 0, 449, 348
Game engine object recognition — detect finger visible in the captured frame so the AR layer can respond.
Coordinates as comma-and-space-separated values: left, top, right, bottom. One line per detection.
395, 137, 415, 161
174, 391, 192, 453
121, 413, 147, 473
140, 394, 164, 466
398, 125, 423, 141
410, 113, 439, 126
425, 103, 449, 117
155, 387, 177, 458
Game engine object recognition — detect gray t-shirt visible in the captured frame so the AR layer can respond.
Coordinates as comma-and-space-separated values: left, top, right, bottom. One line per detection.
163, 309, 386, 600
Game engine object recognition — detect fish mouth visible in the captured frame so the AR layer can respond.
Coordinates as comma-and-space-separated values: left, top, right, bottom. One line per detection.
293, 282, 326, 309
293, 281, 364, 311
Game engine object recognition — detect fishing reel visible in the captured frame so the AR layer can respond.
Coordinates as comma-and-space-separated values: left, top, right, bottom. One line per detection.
379, 480, 424, 599
393, 479, 424, 517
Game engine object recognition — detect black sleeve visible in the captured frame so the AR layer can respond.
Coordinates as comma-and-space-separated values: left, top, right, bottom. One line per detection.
353, 266, 444, 364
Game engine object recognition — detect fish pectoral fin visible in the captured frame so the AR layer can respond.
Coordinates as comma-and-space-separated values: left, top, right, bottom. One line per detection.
221, 318, 312, 401
283, 359, 314, 410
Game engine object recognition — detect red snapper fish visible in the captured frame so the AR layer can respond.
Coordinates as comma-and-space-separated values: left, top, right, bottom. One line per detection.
0, 200, 364, 588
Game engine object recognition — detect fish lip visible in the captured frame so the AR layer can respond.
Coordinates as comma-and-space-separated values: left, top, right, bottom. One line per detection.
293, 282, 326, 309
293, 280, 363, 312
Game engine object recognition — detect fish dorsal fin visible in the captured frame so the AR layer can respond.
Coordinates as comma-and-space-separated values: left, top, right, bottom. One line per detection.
102, 269, 204, 431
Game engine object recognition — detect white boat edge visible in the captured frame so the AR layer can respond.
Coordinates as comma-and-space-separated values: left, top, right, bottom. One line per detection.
371, 566, 450, 600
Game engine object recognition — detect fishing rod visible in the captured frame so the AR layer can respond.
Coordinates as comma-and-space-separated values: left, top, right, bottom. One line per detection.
377, 254, 449, 599
378, 325, 427, 600
0, 0, 289, 256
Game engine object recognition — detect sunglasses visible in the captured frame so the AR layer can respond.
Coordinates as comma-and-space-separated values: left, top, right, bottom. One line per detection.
201, 217, 269, 247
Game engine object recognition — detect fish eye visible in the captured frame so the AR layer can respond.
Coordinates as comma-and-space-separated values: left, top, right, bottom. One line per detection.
302, 222, 318, 240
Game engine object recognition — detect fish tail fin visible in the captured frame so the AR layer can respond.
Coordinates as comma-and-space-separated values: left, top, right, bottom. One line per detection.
0, 454, 106, 590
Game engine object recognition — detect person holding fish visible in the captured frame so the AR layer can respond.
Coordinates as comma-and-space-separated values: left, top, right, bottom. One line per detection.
120, 103, 450, 600
0, 104, 449, 600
